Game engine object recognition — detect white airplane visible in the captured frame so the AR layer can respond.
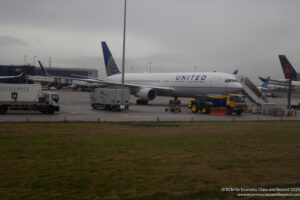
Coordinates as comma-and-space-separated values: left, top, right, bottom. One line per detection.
259, 55, 300, 107
259, 55, 300, 87
96, 42, 243, 104
35, 42, 243, 103
0, 73, 23, 79
257, 76, 270, 91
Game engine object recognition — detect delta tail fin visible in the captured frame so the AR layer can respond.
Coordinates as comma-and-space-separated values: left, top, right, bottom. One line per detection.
279, 55, 297, 80
101, 41, 121, 76
38, 60, 49, 76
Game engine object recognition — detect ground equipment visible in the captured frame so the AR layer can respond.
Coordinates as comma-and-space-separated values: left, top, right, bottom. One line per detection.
0, 83, 59, 114
90, 88, 130, 111
190, 94, 246, 115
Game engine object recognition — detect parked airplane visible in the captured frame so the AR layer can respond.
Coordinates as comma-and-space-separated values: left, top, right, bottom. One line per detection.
32, 42, 243, 103
257, 76, 270, 91
259, 55, 300, 86
97, 41, 243, 104
38, 61, 98, 83
259, 55, 300, 108
0, 73, 23, 79
35, 61, 99, 89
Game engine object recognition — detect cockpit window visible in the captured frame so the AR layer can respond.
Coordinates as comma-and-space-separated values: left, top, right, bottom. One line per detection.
225, 79, 237, 83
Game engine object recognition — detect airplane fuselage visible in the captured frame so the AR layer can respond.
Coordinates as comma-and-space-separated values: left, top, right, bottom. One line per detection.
106, 72, 242, 98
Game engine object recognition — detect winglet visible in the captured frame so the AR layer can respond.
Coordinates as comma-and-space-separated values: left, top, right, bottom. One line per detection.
101, 41, 121, 76
279, 55, 297, 80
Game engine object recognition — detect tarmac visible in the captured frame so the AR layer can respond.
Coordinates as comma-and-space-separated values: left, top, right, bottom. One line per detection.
0, 90, 299, 122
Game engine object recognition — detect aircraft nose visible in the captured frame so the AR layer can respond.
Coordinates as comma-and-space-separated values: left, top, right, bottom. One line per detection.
233, 82, 243, 91
237, 82, 243, 89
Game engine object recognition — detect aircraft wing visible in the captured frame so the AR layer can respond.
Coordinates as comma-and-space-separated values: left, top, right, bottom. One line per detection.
259, 77, 291, 86
0, 73, 23, 79
79, 77, 175, 93
36, 59, 175, 93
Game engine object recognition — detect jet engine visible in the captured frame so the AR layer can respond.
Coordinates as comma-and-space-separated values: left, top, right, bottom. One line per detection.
135, 88, 157, 101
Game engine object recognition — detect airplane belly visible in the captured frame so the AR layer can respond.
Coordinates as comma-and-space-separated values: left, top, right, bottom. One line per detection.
158, 86, 241, 98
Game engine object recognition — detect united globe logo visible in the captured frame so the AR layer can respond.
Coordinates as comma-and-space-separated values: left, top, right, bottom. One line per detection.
107, 57, 120, 76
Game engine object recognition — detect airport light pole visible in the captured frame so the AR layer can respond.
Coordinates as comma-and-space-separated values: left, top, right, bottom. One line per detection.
149, 62, 152, 73
121, 0, 127, 107
33, 56, 37, 67
49, 56, 52, 68
24, 55, 28, 65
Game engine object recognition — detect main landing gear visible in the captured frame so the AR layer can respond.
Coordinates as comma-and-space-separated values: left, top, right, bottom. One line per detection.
136, 99, 148, 105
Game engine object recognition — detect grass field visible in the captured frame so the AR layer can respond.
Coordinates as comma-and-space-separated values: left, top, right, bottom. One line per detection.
0, 121, 300, 200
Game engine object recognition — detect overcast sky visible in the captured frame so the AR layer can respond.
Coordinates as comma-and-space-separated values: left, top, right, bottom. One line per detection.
0, 0, 300, 82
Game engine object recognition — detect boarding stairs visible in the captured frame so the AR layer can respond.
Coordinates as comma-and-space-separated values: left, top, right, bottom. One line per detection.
237, 75, 268, 106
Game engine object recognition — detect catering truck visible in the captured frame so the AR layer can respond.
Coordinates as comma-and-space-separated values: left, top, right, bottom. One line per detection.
90, 88, 130, 111
0, 84, 59, 114
190, 94, 246, 115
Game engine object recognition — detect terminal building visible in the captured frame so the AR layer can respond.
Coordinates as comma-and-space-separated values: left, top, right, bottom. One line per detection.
35, 67, 98, 78
0, 65, 98, 84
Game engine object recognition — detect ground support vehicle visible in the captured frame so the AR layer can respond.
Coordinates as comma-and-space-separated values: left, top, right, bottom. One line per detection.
165, 100, 181, 112
90, 88, 130, 111
0, 84, 59, 114
190, 94, 246, 115
190, 96, 213, 114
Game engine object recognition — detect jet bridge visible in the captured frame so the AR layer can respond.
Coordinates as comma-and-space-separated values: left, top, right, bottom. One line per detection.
237, 75, 268, 105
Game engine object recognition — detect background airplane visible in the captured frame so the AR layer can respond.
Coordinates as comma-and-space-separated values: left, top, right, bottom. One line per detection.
259, 55, 300, 86
0, 73, 23, 79
258, 76, 270, 91
259, 55, 300, 107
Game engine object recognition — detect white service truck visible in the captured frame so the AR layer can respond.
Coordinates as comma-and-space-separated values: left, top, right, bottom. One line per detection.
90, 88, 130, 111
0, 84, 59, 114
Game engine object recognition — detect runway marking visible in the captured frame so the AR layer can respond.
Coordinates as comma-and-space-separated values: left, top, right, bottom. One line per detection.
62, 112, 78, 116
122, 115, 195, 118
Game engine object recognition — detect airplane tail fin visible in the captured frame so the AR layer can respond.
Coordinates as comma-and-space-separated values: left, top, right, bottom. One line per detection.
101, 41, 121, 76
38, 60, 49, 76
233, 69, 239, 75
261, 76, 270, 88
279, 55, 297, 80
